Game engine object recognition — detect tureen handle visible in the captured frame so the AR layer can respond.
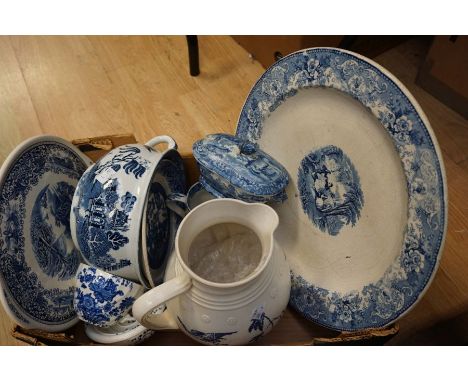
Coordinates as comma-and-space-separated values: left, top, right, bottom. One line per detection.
145, 135, 177, 152
133, 273, 192, 328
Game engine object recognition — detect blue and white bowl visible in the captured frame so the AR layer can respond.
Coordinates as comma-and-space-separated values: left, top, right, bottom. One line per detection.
74, 264, 144, 327
70, 136, 180, 285
85, 314, 154, 345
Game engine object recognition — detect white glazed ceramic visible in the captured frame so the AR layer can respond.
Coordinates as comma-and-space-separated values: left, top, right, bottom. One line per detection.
133, 199, 290, 345
236, 47, 448, 330
0, 135, 93, 332
70, 136, 179, 285
74, 264, 144, 327
85, 314, 154, 345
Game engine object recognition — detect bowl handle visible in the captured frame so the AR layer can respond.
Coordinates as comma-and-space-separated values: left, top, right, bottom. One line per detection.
132, 272, 191, 328
145, 135, 177, 152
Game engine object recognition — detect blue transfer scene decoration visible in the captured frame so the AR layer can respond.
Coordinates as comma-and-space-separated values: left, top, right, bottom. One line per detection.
236, 48, 446, 330
0, 140, 88, 326
193, 133, 289, 203
247, 305, 282, 343
145, 182, 169, 270
74, 171, 134, 272
298, 145, 364, 236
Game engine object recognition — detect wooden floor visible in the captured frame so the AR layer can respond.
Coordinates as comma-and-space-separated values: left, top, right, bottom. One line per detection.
0, 36, 467, 345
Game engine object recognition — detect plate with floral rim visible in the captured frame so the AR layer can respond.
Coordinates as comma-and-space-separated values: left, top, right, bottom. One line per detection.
236, 48, 447, 331
0, 135, 93, 331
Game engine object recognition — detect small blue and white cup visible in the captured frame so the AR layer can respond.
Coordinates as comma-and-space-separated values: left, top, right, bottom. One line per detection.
74, 264, 144, 327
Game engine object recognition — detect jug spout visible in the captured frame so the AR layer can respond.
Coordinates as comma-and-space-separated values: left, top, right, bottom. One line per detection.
246, 202, 279, 239
175, 199, 280, 275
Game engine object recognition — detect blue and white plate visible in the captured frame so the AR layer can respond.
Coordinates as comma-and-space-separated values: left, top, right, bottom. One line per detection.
236, 48, 447, 331
140, 151, 186, 288
0, 136, 93, 331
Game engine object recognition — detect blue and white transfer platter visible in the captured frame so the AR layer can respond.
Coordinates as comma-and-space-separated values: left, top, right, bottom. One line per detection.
236, 48, 447, 331
0, 136, 93, 331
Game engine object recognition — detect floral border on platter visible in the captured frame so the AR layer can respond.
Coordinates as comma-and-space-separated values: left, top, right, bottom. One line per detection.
236, 48, 446, 330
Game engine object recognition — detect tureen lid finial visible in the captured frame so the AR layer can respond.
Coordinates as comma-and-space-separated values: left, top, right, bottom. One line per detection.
239, 140, 258, 155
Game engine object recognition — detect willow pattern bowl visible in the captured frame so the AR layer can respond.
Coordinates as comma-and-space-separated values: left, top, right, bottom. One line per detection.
70, 136, 179, 284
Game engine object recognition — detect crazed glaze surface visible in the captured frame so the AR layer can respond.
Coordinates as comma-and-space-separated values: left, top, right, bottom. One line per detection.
236, 48, 446, 330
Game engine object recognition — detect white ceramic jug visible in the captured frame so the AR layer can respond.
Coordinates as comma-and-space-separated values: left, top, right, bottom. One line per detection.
132, 198, 290, 345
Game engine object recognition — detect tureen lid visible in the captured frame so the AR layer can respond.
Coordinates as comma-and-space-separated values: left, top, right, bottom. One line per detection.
192, 134, 289, 200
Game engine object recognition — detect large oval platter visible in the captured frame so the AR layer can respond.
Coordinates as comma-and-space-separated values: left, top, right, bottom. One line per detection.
236, 48, 447, 331
0, 136, 92, 331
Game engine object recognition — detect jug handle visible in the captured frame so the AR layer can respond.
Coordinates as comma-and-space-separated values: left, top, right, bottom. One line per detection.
133, 273, 192, 328
145, 135, 177, 152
